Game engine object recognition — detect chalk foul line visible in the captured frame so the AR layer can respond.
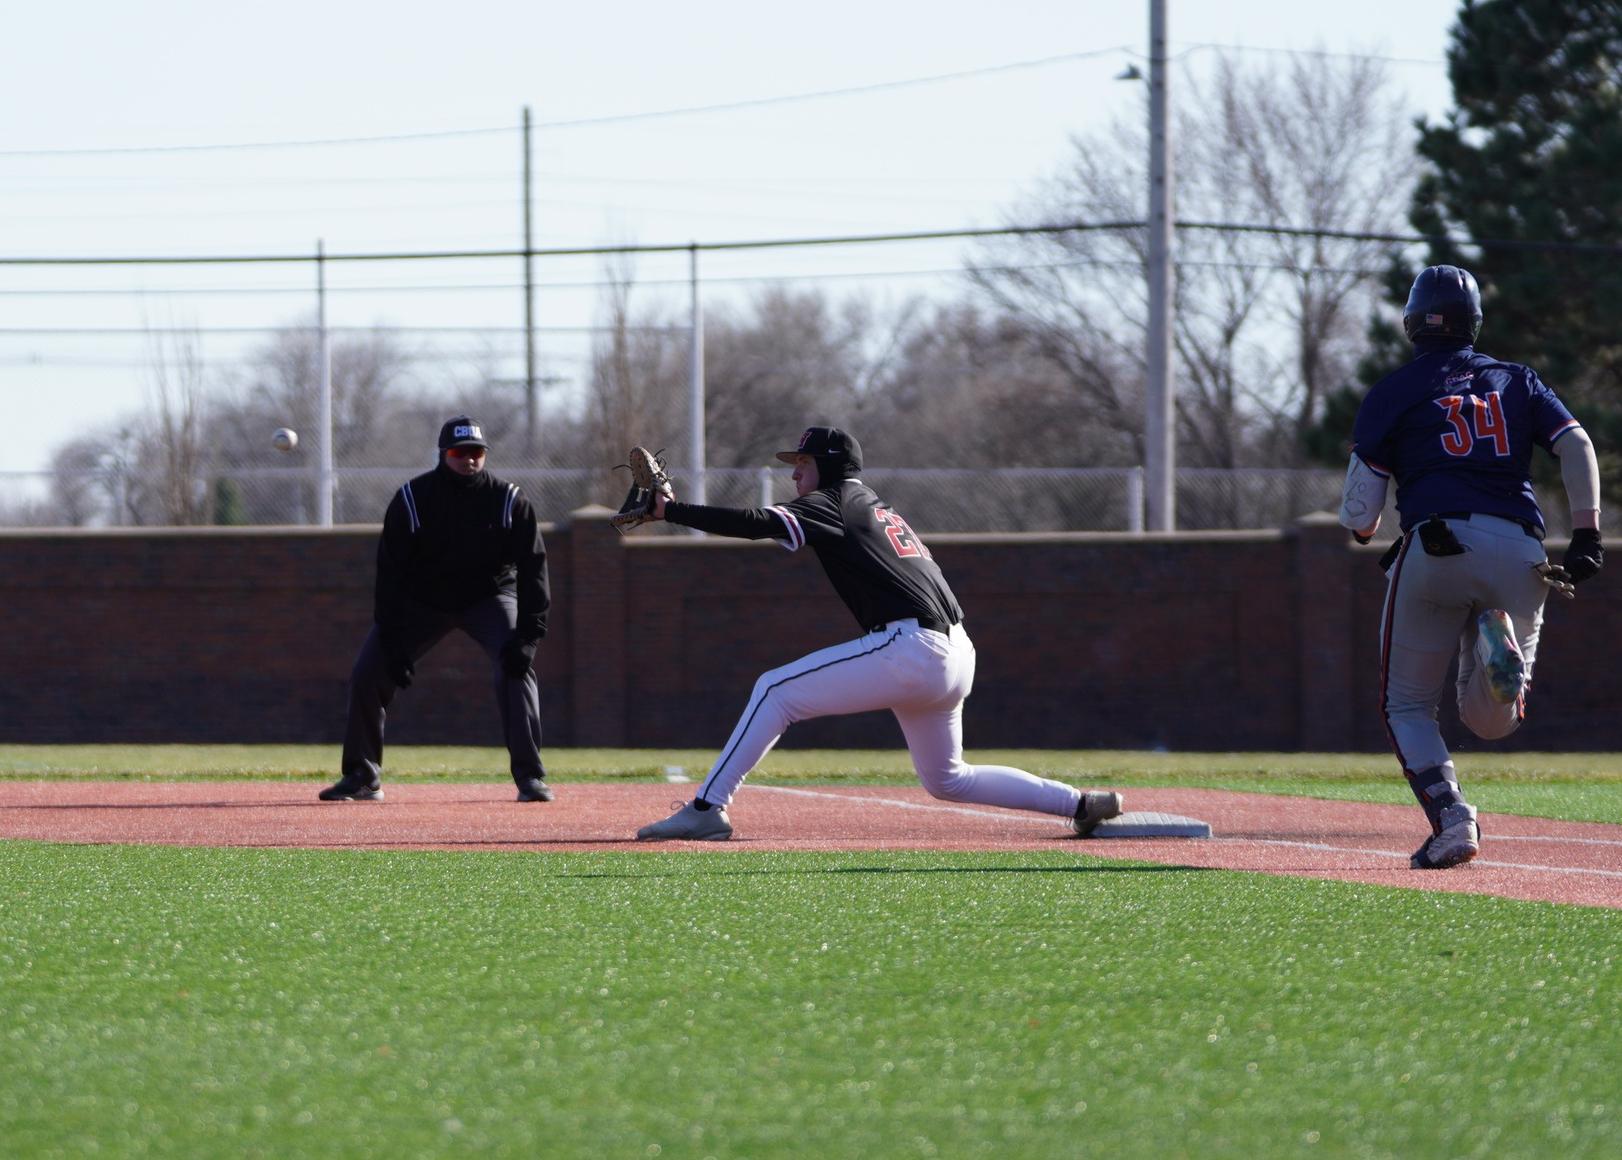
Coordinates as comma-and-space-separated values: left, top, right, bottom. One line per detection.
750, 785, 1622, 881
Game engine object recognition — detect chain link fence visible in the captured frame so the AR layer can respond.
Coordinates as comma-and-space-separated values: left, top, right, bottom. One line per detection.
8, 463, 1584, 536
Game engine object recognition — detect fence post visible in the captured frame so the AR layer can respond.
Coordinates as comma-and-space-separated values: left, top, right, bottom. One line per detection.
315, 240, 335, 527
758, 466, 773, 508
1126, 467, 1145, 533
566, 505, 629, 745
1293, 511, 1358, 749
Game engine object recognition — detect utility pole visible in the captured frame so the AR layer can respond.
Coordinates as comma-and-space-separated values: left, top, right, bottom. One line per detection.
688, 243, 707, 509
316, 238, 334, 527
522, 106, 538, 461
1145, 0, 1176, 531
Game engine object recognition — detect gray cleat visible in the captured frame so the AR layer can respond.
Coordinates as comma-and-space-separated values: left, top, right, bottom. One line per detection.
1071, 791, 1124, 837
1412, 802, 1480, 869
515, 777, 554, 803
636, 800, 733, 841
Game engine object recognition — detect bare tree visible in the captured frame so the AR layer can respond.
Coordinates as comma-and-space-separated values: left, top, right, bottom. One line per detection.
970, 49, 1416, 468
143, 326, 210, 525
582, 254, 687, 484
577, 267, 888, 502
701, 287, 867, 466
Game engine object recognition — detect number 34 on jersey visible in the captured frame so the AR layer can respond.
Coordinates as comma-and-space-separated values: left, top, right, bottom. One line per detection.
1437, 392, 1510, 458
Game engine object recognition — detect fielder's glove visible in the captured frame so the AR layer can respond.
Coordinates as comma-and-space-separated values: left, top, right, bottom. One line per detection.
609, 446, 675, 534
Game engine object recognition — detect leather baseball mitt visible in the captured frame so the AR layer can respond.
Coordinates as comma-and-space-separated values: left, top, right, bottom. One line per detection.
609, 446, 674, 533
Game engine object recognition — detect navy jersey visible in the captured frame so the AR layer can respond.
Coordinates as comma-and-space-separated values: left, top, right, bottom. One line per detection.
769, 480, 964, 632
1352, 344, 1580, 533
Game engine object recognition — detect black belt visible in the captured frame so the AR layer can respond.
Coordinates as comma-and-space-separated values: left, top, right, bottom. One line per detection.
872, 615, 954, 635
1433, 511, 1544, 541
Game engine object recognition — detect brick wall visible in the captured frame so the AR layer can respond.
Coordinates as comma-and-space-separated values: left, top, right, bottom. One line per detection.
2, 512, 1615, 750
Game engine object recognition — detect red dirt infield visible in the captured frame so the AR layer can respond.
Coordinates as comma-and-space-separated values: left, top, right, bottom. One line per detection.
2, 781, 1619, 909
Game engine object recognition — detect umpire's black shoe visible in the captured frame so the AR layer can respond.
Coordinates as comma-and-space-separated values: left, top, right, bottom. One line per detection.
515, 777, 554, 803
318, 777, 384, 802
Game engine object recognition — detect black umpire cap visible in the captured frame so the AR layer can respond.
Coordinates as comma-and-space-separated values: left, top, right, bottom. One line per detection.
775, 426, 862, 470
438, 415, 489, 450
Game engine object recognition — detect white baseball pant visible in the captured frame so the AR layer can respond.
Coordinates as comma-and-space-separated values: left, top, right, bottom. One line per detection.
695, 619, 1082, 817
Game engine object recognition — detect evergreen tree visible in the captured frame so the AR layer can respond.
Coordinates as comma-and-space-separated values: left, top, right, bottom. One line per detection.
1411, 0, 1622, 432
1315, 2, 1622, 489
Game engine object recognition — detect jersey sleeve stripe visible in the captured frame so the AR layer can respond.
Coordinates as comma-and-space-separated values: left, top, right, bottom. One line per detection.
767, 505, 805, 551
1548, 419, 1582, 446
1354, 451, 1392, 478
400, 483, 421, 533
502, 483, 518, 528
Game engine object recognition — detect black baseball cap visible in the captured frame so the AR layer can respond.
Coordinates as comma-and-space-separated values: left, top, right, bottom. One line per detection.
438, 415, 489, 450
775, 426, 862, 469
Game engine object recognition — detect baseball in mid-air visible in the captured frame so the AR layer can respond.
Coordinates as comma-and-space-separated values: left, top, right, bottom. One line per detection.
272, 427, 299, 452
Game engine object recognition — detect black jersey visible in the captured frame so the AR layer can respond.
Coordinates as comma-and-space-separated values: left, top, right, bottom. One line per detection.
664, 480, 963, 631
375, 464, 550, 639
773, 480, 962, 630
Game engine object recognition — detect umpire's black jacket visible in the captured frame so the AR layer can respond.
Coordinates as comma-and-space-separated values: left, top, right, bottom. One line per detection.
374, 462, 549, 642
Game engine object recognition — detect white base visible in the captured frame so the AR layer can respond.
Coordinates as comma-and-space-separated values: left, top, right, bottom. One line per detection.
1085, 811, 1211, 839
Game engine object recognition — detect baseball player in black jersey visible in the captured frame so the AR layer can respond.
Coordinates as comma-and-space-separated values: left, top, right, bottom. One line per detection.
633, 425, 1123, 840
1339, 267, 1604, 868
319, 415, 554, 803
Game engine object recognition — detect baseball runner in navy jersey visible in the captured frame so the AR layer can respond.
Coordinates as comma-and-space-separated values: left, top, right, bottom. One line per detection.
632, 426, 1123, 840
320, 415, 554, 804
1339, 266, 1605, 868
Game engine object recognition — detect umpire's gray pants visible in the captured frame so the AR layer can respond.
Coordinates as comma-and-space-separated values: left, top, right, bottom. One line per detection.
1379, 514, 1550, 776
341, 592, 544, 786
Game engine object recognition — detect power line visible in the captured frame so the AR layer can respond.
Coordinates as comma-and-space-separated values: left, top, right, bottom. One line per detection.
0, 48, 1129, 159
0, 223, 1139, 267
0, 124, 518, 159
0, 325, 680, 337
528, 48, 1132, 130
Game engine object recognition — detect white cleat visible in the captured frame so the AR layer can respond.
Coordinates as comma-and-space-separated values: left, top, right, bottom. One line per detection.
636, 800, 734, 841
1071, 791, 1124, 837
1474, 609, 1526, 705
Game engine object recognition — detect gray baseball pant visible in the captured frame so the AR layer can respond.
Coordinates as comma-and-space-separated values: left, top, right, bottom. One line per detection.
1379, 514, 1550, 779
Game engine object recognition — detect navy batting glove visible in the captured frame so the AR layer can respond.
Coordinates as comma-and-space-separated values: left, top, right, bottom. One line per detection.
1377, 539, 1402, 573
1563, 528, 1605, 584
500, 635, 538, 677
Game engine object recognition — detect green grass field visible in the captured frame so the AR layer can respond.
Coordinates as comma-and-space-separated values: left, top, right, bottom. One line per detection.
3, 748, 1621, 1157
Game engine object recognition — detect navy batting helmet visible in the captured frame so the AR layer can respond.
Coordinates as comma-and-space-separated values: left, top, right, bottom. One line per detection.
1403, 265, 1483, 343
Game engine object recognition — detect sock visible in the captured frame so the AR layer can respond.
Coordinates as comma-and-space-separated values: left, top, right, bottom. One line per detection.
692, 798, 712, 811
1405, 763, 1463, 834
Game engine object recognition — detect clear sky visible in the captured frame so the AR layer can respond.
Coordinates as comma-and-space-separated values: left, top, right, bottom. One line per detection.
2, 0, 1466, 474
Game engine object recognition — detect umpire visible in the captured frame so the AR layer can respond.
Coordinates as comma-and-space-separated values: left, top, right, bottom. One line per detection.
319, 415, 554, 803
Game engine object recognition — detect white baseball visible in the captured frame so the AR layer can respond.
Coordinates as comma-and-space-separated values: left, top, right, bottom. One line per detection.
272, 427, 299, 452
